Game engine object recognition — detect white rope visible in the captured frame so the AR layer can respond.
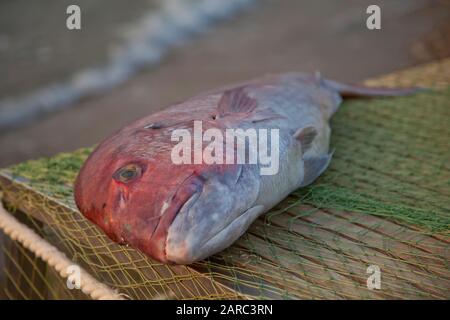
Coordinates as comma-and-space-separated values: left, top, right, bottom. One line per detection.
0, 201, 125, 300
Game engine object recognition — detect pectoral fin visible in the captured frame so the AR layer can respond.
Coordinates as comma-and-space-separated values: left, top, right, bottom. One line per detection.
300, 152, 333, 187
294, 126, 318, 154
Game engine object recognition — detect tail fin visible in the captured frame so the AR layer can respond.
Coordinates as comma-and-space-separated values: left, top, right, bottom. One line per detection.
323, 78, 426, 98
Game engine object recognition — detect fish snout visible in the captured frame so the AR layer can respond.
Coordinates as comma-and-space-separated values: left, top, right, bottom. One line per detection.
137, 174, 205, 263
164, 201, 265, 264
164, 175, 253, 264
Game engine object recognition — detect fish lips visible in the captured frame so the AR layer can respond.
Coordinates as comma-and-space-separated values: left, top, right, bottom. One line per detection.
137, 174, 204, 263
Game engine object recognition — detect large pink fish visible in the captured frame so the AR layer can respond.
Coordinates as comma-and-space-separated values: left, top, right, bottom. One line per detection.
74, 73, 418, 264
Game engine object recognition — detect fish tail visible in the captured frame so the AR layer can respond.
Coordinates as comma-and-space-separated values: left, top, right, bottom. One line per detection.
323, 78, 426, 98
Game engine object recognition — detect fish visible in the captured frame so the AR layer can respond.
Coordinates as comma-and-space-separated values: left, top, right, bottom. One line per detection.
74, 72, 420, 264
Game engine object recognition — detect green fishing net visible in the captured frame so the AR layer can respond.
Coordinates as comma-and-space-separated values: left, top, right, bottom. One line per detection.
1, 61, 449, 299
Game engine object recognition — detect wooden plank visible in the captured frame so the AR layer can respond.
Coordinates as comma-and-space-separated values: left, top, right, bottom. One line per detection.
268, 203, 448, 298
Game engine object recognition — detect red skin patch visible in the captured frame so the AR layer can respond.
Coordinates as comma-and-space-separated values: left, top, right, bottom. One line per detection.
74, 117, 240, 263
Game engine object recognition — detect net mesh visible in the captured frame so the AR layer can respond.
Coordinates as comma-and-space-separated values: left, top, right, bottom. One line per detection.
1, 228, 90, 300
1, 59, 449, 300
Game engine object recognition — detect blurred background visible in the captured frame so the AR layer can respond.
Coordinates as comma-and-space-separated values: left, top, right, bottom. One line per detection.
0, 0, 449, 167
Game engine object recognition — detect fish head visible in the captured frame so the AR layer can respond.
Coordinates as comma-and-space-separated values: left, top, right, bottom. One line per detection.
74, 122, 261, 264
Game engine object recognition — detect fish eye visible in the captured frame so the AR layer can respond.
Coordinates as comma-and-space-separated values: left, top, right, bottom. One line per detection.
113, 164, 142, 183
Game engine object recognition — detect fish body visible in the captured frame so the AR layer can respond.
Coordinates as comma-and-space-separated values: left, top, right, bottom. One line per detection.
74, 72, 418, 264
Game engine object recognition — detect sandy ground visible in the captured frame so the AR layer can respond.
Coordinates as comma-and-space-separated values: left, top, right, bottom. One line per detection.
0, 0, 154, 99
1, 0, 449, 168
0, 0, 449, 299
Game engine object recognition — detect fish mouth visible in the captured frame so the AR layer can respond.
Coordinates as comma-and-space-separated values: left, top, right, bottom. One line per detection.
143, 172, 204, 263
165, 204, 265, 264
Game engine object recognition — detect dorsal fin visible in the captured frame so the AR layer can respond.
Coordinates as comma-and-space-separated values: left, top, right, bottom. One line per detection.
217, 87, 257, 117
294, 126, 318, 153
